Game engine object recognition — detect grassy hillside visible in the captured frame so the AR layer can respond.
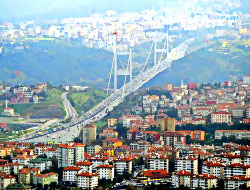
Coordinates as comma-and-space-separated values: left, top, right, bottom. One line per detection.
68, 89, 105, 114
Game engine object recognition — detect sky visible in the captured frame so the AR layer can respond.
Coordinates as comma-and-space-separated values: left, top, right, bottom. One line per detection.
0, 0, 169, 22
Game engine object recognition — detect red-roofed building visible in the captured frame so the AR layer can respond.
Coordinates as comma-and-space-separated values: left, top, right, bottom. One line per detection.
96, 165, 114, 180
176, 156, 198, 175
63, 166, 81, 183
138, 169, 170, 180
33, 172, 58, 188
202, 161, 225, 179
224, 163, 250, 178
0, 173, 16, 189
172, 170, 193, 189
211, 111, 232, 125
225, 176, 250, 189
58, 143, 85, 168
113, 156, 133, 175
160, 132, 186, 148
76, 161, 93, 173
146, 153, 169, 172
87, 156, 109, 170
76, 172, 98, 189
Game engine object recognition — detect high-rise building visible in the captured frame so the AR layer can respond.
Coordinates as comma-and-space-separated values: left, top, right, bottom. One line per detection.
164, 83, 173, 91
156, 117, 176, 132
57, 143, 85, 168
166, 117, 176, 132
108, 118, 117, 127
83, 124, 96, 145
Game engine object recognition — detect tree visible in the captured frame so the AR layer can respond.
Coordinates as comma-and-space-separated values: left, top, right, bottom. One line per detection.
216, 179, 225, 190
228, 135, 236, 142
116, 124, 128, 139
73, 137, 82, 143
239, 183, 247, 190
49, 182, 57, 190
44, 184, 49, 190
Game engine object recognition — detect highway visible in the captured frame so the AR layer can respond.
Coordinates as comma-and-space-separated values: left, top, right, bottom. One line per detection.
16, 119, 59, 141
17, 38, 195, 143
61, 92, 78, 122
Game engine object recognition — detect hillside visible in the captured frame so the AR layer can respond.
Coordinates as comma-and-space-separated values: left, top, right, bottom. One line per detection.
0, 39, 249, 88
0, 40, 113, 88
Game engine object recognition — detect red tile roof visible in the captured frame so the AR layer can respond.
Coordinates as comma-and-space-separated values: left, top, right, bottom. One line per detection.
142, 169, 170, 178
225, 176, 250, 181
63, 166, 81, 171
76, 161, 92, 166
77, 172, 98, 177
175, 170, 193, 176
96, 165, 114, 168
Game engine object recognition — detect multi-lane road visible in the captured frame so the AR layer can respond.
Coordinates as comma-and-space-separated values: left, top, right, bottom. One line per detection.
18, 38, 194, 143
61, 92, 78, 122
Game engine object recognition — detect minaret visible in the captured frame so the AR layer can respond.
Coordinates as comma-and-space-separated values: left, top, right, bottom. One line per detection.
5, 99, 8, 109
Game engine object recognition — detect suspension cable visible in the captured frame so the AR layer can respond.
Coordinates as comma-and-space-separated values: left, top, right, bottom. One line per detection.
106, 56, 115, 98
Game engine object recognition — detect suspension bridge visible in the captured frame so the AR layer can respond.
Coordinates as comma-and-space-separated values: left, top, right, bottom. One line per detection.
16, 32, 195, 143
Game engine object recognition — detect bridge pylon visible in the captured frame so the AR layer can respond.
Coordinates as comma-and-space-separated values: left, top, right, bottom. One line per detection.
154, 31, 169, 65
106, 33, 133, 97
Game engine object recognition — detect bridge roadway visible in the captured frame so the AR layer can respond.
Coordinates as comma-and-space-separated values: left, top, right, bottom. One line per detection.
19, 38, 194, 143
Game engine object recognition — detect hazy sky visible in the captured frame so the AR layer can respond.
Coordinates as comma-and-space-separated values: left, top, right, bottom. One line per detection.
0, 0, 167, 22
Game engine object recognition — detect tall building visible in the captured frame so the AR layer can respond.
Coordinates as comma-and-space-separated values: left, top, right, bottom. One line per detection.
108, 118, 117, 127
146, 153, 169, 172
175, 156, 198, 175
166, 117, 176, 132
156, 117, 176, 132
57, 143, 85, 168
83, 124, 96, 145
164, 83, 173, 91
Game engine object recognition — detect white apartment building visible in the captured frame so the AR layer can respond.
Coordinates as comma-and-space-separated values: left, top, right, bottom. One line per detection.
173, 171, 217, 189
63, 166, 81, 183
76, 172, 98, 189
34, 144, 48, 156
224, 163, 250, 178
202, 161, 225, 179
96, 165, 114, 180
44, 148, 58, 158
215, 130, 250, 140
87, 157, 109, 171
172, 170, 193, 189
211, 111, 232, 124
76, 161, 93, 173
175, 156, 198, 175
57, 143, 85, 168
225, 176, 250, 190
113, 156, 133, 175
146, 153, 169, 172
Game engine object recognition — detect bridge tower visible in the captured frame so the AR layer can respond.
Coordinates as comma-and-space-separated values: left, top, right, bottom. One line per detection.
154, 31, 170, 65
107, 33, 133, 96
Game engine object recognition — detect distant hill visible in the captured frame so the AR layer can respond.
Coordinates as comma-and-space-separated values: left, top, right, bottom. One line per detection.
0, 40, 113, 87
0, 39, 249, 87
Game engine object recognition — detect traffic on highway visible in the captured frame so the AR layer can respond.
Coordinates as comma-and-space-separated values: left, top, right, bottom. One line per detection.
17, 38, 195, 143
